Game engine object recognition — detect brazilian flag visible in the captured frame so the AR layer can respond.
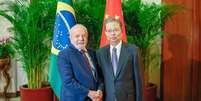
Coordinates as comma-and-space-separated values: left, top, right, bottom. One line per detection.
48, 0, 76, 99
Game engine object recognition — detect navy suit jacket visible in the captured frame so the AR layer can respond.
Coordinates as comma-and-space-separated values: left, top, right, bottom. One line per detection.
96, 43, 143, 101
58, 45, 103, 101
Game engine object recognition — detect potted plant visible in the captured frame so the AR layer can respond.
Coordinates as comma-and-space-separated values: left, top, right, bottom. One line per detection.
0, 35, 14, 99
0, 0, 57, 100
123, 0, 181, 100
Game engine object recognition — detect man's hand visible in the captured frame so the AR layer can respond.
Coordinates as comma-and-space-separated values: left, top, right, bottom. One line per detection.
88, 90, 103, 101
96, 90, 103, 101
88, 90, 98, 101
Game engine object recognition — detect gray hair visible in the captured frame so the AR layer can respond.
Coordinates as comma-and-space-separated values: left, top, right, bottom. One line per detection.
69, 24, 88, 36
104, 16, 122, 30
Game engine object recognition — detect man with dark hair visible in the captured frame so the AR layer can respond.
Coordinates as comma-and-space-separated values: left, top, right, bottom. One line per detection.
97, 16, 143, 101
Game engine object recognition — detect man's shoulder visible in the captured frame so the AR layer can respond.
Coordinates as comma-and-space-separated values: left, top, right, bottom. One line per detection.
125, 43, 139, 50
87, 48, 96, 56
123, 43, 140, 56
58, 47, 75, 56
87, 48, 94, 53
97, 45, 109, 54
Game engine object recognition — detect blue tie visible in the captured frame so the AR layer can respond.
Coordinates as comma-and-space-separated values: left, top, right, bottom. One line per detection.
112, 48, 118, 76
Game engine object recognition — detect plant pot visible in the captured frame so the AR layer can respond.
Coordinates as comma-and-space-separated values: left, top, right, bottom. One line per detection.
144, 83, 157, 101
20, 85, 53, 101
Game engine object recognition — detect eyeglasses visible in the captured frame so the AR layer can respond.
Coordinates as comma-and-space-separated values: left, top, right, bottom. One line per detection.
105, 29, 121, 33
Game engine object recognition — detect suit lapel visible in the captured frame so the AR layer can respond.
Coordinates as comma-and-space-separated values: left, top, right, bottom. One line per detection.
81, 53, 96, 81
104, 45, 116, 79
87, 50, 98, 81
70, 46, 95, 80
115, 43, 129, 78
87, 50, 96, 71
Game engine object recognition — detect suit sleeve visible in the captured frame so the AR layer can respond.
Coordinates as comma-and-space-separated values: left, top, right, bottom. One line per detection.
57, 51, 89, 97
95, 50, 104, 92
133, 47, 144, 101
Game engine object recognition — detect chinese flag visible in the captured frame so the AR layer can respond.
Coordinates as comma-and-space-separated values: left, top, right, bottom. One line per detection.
100, 0, 127, 48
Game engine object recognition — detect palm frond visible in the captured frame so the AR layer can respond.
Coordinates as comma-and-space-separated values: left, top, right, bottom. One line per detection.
0, 0, 57, 88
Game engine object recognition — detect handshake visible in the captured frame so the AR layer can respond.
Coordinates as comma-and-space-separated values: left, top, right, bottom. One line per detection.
88, 90, 103, 101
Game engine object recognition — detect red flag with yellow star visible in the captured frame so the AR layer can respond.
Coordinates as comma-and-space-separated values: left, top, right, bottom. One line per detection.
100, 0, 127, 47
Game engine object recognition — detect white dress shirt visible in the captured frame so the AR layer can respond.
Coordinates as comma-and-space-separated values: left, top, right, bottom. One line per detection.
110, 41, 122, 61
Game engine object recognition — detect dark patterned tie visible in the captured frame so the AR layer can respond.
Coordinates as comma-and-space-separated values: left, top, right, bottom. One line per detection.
81, 50, 97, 81
112, 48, 118, 76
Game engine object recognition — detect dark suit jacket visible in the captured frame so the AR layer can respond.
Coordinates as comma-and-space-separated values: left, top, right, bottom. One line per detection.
58, 45, 103, 101
96, 43, 143, 101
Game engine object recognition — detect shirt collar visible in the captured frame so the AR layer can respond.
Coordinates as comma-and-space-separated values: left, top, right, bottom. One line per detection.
78, 47, 87, 52
110, 41, 122, 50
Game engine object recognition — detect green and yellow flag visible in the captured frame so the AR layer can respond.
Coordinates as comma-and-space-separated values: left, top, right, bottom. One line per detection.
48, 0, 76, 99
